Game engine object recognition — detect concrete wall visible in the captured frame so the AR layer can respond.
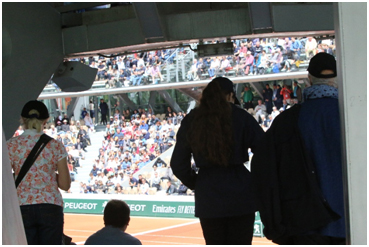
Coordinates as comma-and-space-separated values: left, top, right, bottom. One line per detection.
2, 3, 64, 140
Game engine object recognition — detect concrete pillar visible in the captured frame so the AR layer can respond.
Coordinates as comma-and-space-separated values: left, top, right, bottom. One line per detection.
148, 91, 158, 111
118, 94, 138, 111
334, 2, 367, 245
66, 97, 78, 119
157, 90, 183, 113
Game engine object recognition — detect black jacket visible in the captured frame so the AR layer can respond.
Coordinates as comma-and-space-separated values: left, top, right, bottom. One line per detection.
171, 103, 264, 218
251, 105, 340, 244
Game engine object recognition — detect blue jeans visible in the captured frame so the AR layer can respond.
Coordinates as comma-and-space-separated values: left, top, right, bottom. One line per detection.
20, 203, 64, 245
132, 76, 143, 86
208, 68, 215, 77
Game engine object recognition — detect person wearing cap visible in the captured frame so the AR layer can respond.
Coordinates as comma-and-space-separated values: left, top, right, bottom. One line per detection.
109, 115, 114, 125
171, 77, 264, 245
138, 120, 149, 131
61, 113, 70, 125
252, 53, 345, 244
6, 100, 71, 244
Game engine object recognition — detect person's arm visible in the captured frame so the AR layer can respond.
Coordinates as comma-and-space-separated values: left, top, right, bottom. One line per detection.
56, 157, 71, 191
170, 115, 197, 190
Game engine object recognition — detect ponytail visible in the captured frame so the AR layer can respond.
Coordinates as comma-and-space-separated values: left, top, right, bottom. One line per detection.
21, 109, 47, 132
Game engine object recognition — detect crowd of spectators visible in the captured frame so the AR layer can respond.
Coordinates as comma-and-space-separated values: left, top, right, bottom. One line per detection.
61, 37, 334, 89
75, 106, 195, 196
242, 81, 302, 132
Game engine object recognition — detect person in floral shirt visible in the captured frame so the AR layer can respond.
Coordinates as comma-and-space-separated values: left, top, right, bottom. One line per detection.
7, 100, 71, 245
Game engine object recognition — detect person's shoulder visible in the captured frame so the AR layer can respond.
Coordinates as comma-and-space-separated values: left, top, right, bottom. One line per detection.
121, 232, 142, 245
270, 105, 301, 130
231, 103, 249, 116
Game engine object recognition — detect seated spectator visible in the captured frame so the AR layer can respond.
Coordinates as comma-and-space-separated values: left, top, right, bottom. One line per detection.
75, 138, 87, 152
47, 124, 57, 137
69, 121, 78, 137
95, 180, 107, 194
129, 174, 138, 188
187, 59, 198, 81
85, 200, 142, 245
218, 56, 232, 77
151, 172, 161, 191
208, 57, 220, 79
106, 175, 115, 194
115, 185, 123, 194
121, 157, 131, 170
138, 178, 149, 195
150, 63, 163, 84
62, 134, 73, 147
61, 119, 70, 133
166, 180, 177, 195
271, 106, 280, 119
81, 107, 88, 119
161, 164, 174, 181
196, 58, 206, 80
254, 99, 267, 124
177, 182, 189, 195
244, 51, 254, 75
84, 112, 94, 132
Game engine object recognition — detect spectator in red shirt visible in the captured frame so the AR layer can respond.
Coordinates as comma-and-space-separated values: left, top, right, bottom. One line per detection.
280, 85, 292, 104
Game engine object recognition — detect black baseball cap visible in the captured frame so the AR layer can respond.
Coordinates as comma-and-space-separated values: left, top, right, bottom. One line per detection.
212, 77, 241, 106
307, 53, 337, 78
21, 100, 49, 119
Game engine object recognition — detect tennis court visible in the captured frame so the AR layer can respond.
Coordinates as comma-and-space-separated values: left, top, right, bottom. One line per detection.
65, 213, 274, 245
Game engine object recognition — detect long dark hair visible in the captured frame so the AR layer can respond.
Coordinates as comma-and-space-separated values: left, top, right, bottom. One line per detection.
187, 79, 233, 167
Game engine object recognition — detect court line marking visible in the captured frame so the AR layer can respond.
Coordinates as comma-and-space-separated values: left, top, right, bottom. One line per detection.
65, 213, 197, 221
64, 229, 95, 233
142, 234, 204, 239
74, 220, 200, 245
132, 220, 200, 236
141, 240, 202, 245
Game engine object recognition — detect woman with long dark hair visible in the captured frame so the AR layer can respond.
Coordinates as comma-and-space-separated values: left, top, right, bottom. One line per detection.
171, 77, 264, 245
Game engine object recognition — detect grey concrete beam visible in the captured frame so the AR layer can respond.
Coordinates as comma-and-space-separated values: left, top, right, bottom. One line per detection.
249, 2, 272, 33
132, 2, 165, 43
66, 97, 78, 119
157, 90, 182, 113
118, 94, 137, 111
148, 91, 158, 110
177, 88, 202, 103
38, 72, 309, 100
249, 82, 265, 99
271, 3, 334, 32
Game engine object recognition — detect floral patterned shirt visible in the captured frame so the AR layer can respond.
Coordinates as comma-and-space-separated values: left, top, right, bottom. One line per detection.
7, 129, 67, 207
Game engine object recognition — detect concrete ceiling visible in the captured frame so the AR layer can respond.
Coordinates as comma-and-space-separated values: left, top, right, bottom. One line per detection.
46, 2, 335, 58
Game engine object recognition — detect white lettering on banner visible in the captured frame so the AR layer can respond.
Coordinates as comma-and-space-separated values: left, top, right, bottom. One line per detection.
177, 206, 184, 214
184, 206, 195, 214
64, 202, 98, 210
152, 205, 176, 214
127, 204, 147, 212
102, 201, 108, 212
